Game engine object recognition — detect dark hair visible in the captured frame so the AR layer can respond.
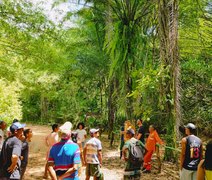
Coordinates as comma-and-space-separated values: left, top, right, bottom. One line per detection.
150, 124, 155, 130
0, 120, 5, 125
24, 129, 31, 138
52, 124, 58, 132
137, 119, 143, 123
188, 128, 196, 135
13, 119, 19, 123
77, 122, 85, 129
205, 140, 212, 170
71, 132, 78, 143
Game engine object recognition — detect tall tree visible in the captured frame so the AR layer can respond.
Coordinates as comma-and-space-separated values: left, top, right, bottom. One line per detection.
158, 0, 180, 160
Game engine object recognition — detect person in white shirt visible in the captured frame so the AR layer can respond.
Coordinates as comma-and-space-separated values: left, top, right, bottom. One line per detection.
0, 120, 7, 152
84, 128, 103, 180
76, 122, 87, 147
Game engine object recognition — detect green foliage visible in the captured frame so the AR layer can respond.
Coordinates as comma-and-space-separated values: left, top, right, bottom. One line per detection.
0, 79, 22, 122
0, 0, 211, 142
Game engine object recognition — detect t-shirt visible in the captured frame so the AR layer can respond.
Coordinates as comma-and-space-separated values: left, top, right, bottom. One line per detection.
21, 140, 29, 168
48, 139, 81, 180
123, 137, 145, 171
76, 129, 87, 142
0, 135, 22, 179
85, 137, 102, 164
137, 126, 145, 143
0, 129, 4, 151
206, 170, 212, 180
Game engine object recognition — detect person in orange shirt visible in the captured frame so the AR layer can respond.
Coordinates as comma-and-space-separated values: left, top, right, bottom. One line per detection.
143, 125, 163, 173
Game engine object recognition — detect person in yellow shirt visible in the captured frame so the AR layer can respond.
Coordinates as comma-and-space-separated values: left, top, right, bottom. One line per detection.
197, 140, 212, 180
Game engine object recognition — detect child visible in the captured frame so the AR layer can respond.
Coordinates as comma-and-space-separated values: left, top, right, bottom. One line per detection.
76, 122, 87, 148
143, 125, 164, 173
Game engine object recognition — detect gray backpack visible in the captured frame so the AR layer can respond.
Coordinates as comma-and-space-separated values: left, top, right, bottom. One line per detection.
129, 140, 145, 165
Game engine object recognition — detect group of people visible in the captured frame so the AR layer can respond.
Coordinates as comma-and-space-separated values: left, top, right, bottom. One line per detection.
120, 119, 212, 180
43, 122, 103, 180
0, 118, 211, 180
120, 119, 164, 179
0, 119, 33, 180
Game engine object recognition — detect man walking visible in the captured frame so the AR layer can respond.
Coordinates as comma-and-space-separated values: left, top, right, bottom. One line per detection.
84, 129, 103, 180
136, 119, 145, 144
180, 123, 202, 180
123, 128, 145, 180
48, 122, 81, 180
0, 122, 25, 180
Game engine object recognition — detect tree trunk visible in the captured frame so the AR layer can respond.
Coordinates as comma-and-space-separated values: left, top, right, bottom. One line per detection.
158, 0, 181, 161
107, 78, 116, 147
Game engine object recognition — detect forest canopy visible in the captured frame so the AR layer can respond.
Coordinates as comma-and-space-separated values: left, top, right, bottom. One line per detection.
0, 0, 211, 154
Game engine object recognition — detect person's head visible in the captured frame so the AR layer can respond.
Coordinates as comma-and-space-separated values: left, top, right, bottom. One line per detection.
184, 123, 196, 135
0, 120, 7, 130
58, 121, 72, 140
71, 131, 78, 143
13, 119, 19, 123
24, 128, 33, 141
52, 124, 59, 132
137, 119, 143, 126
126, 128, 135, 138
77, 122, 85, 130
149, 124, 155, 133
90, 128, 99, 138
10, 122, 26, 139
205, 140, 212, 170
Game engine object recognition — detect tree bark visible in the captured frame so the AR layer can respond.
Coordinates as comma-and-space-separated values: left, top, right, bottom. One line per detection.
158, 0, 181, 161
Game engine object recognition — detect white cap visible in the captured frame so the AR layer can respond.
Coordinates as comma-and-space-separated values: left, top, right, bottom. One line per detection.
59, 122, 72, 135
90, 128, 99, 134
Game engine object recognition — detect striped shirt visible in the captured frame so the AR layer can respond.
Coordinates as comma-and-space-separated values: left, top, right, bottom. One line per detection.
48, 139, 81, 180
85, 137, 102, 164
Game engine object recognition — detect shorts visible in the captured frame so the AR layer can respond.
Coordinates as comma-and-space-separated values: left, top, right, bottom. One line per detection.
180, 168, 197, 180
86, 164, 101, 177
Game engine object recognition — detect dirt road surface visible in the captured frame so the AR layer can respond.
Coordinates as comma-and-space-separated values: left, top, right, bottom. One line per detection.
24, 125, 179, 180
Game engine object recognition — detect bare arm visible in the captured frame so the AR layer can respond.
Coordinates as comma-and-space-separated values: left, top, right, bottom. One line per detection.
7, 154, 19, 173
48, 162, 57, 180
123, 147, 128, 161
98, 150, 102, 166
180, 138, 187, 170
58, 164, 79, 180
136, 133, 142, 140
197, 160, 205, 180
83, 146, 87, 165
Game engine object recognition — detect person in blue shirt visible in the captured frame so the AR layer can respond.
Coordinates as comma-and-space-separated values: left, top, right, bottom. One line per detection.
48, 122, 81, 180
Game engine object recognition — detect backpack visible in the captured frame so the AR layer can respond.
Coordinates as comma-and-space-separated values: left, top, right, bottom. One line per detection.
129, 139, 145, 165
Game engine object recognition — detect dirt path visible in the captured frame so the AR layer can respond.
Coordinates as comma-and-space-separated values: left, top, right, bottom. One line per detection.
24, 125, 179, 180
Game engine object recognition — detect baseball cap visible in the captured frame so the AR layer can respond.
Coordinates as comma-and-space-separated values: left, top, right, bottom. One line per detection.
126, 128, 135, 135
90, 128, 99, 134
184, 123, 196, 130
59, 121, 72, 135
10, 122, 26, 132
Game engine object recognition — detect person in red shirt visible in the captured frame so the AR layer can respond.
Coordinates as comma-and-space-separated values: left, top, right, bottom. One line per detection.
143, 125, 163, 173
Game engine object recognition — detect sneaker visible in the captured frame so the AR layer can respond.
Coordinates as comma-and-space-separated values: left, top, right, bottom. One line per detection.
141, 167, 146, 171
142, 169, 151, 173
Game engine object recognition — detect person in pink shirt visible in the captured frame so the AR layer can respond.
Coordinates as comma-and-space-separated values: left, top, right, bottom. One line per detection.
43, 124, 59, 179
